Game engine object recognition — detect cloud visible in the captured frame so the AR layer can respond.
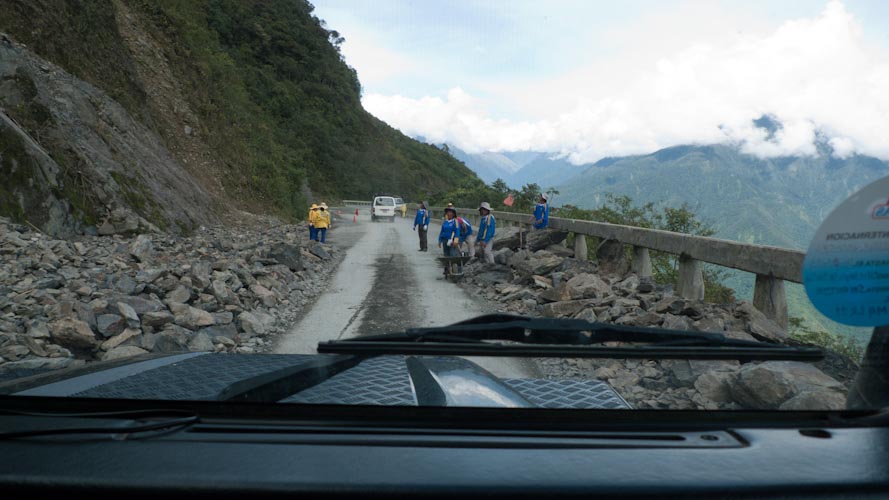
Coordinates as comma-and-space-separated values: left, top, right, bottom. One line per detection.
361, 1, 889, 163
336, 27, 418, 87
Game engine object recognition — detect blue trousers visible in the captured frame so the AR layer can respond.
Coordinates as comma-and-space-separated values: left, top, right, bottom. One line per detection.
317, 228, 327, 243
309, 226, 317, 241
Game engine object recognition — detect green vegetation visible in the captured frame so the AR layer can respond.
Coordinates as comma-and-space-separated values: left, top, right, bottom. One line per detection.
430, 177, 547, 212
789, 317, 864, 363
0, 127, 31, 223
0, 0, 475, 222
109, 171, 166, 230
0, 0, 151, 121
557, 194, 736, 303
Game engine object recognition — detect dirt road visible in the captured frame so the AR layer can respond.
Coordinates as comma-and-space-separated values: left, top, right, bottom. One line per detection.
273, 210, 539, 378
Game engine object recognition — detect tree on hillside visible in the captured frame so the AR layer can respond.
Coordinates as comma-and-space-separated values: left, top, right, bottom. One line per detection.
560, 194, 735, 303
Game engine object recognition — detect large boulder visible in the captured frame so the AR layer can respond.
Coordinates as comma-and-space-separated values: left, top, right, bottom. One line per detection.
250, 284, 278, 307
102, 345, 149, 361
100, 328, 142, 352
538, 285, 572, 303
142, 311, 174, 328
129, 234, 154, 263
211, 280, 240, 306
188, 332, 215, 352
96, 314, 127, 338
669, 360, 740, 388
513, 251, 564, 276
565, 273, 612, 299
492, 227, 568, 252
493, 248, 514, 265
200, 324, 239, 340
170, 303, 216, 330
270, 243, 303, 270
153, 325, 193, 353
694, 371, 737, 404
734, 301, 787, 342
730, 361, 845, 409
49, 318, 99, 351
596, 239, 630, 276
238, 311, 274, 337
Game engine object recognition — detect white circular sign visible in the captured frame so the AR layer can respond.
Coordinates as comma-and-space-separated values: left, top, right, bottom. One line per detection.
803, 176, 889, 327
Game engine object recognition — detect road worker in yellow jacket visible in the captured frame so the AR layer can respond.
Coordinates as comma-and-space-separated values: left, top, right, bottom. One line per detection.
315, 203, 331, 243
308, 204, 319, 241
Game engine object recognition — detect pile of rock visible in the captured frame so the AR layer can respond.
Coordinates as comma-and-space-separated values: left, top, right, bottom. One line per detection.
459, 239, 856, 410
0, 215, 340, 377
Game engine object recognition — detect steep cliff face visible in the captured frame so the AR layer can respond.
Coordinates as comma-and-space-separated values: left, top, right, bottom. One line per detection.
0, 0, 476, 235
0, 38, 217, 236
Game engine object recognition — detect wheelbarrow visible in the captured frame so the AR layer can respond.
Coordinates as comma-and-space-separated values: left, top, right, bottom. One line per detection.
436, 255, 473, 282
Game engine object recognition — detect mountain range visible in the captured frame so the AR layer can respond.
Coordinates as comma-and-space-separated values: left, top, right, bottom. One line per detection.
446, 144, 585, 188
449, 142, 889, 340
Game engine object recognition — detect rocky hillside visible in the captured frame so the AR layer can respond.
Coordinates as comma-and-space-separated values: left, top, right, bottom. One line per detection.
0, 0, 475, 236
1, 37, 218, 237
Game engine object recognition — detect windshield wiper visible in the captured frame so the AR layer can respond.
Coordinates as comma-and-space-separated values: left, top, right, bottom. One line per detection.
318, 314, 824, 361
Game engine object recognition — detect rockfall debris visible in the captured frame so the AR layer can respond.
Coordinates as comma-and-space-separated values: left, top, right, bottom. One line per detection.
0, 215, 340, 379
457, 234, 857, 411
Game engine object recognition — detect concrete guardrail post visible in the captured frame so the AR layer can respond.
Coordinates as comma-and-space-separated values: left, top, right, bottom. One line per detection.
632, 246, 652, 279
753, 274, 789, 330
573, 233, 588, 261
677, 254, 705, 300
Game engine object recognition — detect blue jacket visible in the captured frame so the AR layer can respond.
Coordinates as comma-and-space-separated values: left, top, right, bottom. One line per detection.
533, 202, 549, 229
439, 218, 461, 244
477, 214, 496, 243
457, 217, 473, 242
413, 209, 430, 228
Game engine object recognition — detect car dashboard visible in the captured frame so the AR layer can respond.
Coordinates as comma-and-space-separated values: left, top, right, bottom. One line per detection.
1, 396, 888, 499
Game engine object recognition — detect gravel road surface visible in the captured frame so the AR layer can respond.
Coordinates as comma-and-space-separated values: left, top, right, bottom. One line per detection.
273, 210, 540, 378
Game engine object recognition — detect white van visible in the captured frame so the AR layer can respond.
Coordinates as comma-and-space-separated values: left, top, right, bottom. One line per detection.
371, 195, 397, 222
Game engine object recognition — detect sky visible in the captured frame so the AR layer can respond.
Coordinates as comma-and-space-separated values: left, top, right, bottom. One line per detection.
313, 0, 889, 164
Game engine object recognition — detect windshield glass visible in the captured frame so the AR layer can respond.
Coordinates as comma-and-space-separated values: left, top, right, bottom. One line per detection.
0, 0, 886, 414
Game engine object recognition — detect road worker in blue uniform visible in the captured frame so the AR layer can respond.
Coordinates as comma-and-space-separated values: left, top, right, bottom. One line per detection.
476, 202, 496, 264
438, 205, 462, 277
413, 201, 430, 251
533, 193, 549, 229
457, 215, 475, 259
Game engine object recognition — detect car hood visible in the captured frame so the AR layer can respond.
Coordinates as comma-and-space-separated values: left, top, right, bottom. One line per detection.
1, 353, 630, 409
